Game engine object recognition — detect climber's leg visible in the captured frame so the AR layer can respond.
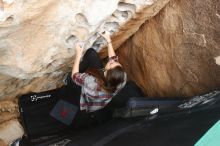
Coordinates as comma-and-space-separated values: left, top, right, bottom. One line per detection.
64, 48, 103, 87
79, 48, 104, 72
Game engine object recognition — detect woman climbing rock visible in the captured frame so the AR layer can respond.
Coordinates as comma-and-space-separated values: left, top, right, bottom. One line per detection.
67, 31, 127, 113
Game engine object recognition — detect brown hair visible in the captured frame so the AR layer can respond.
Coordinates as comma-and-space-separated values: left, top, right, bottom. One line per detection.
86, 66, 125, 92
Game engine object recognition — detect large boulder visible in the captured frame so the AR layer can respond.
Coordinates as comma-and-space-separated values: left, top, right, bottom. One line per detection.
0, 0, 219, 144
0, 0, 171, 143
0, 119, 24, 145
0, 0, 170, 100
118, 0, 220, 97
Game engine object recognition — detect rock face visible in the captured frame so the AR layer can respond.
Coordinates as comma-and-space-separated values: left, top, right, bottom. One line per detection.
0, 100, 18, 124
0, 119, 24, 145
0, 0, 219, 144
0, 0, 171, 143
0, 100, 23, 145
0, 0, 170, 100
118, 0, 220, 97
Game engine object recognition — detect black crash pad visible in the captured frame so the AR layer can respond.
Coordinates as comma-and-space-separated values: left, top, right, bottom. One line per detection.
20, 91, 220, 146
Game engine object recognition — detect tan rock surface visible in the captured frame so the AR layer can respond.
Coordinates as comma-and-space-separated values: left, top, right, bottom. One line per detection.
0, 0, 219, 144
0, 0, 171, 143
0, 100, 19, 124
0, 139, 7, 146
0, 119, 24, 145
0, 0, 170, 100
118, 0, 220, 97
0, 100, 20, 145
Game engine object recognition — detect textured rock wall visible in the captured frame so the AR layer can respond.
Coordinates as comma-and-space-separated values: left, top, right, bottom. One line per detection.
0, 0, 170, 100
118, 0, 220, 97
0, 0, 171, 144
0, 120, 23, 145
0, 0, 219, 144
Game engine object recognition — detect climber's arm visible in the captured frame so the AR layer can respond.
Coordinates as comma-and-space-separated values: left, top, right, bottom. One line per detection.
107, 40, 116, 58
100, 31, 116, 58
71, 43, 84, 77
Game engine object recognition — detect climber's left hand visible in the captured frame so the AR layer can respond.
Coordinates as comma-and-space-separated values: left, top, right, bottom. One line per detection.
99, 31, 111, 43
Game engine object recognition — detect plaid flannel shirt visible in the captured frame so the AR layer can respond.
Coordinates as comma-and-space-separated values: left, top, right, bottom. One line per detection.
72, 56, 127, 112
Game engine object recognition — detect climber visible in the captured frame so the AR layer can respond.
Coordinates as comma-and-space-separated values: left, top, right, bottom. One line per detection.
65, 31, 127, 113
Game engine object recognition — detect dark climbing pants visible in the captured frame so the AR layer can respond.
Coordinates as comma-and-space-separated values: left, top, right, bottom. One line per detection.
66, 48, 103, 104
67, 48, 103, 91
